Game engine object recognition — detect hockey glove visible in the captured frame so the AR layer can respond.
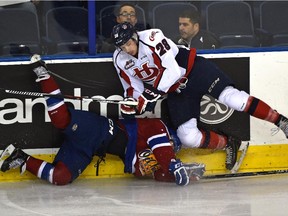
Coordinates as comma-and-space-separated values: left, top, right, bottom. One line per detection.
120, 97, 137, 118
183, 162, 206, 181
137, 88, 162, 114
169, 159, 189, 186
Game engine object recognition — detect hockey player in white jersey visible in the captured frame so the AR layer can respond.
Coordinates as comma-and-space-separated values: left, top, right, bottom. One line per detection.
112, 22, 288, 172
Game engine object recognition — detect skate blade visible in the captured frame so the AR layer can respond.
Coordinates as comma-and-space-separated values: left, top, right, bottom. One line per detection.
0, 144, 15, 160
231, 142, 249, 174
0, 144, 16, 172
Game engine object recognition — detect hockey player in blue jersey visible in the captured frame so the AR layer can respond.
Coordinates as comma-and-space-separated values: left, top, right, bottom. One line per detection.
0, 55, 205, 186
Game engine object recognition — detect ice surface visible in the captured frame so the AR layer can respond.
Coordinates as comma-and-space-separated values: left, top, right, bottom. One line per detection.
0, 174, 288, 216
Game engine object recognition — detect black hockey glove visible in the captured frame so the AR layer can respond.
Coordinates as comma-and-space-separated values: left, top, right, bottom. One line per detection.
120, 97, 137, 118
137, 88, 162, 114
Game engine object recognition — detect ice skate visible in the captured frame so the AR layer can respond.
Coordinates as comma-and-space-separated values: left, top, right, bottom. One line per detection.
0, 144, 15, 161
183, 162, 206, 181
30, 54, 50, 82
0, 144, 29, 173
169, 159, 189, 186
225, 136, 242, 171
230, 142, 249, 174
274, 114, 288, 138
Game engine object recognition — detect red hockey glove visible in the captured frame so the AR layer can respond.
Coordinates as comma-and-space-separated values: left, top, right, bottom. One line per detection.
120, 97, 137, 118
137, 88, 162, 114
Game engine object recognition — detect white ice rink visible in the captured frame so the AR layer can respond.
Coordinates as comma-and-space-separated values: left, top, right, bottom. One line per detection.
1, 174, 288, 216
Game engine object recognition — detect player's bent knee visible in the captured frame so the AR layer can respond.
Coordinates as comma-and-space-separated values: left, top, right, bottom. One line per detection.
178, 131, 202, 148
218, 86, 249, 111
53, 161, 72, 185
177, 120, 202, 148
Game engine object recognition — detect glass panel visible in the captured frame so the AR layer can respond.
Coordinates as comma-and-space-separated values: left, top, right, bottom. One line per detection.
95, 0, 288, 54
0, 1, 287, 59
0, 0, 88, 58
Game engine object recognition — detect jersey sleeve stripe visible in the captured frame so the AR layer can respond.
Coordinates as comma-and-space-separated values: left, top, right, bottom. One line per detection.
147, 133, 171, 150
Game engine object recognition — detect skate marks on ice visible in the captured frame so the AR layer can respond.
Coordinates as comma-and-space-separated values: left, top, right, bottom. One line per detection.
0, 175, 288, 215
0, 182, 51, 216
0, 178, 192, 216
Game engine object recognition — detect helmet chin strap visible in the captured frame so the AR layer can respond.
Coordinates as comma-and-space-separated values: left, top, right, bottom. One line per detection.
132, 32, 138, 43
132, 33, 139, 57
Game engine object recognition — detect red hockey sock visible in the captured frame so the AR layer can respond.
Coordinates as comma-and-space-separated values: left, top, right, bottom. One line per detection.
244, 96, 279, 123
48, 105, 71, 129
26, 157, 72, 185
199, 130, 227, 150
40, 78, 58, 93
40, 76, 70, 129
26, 156, 44, 176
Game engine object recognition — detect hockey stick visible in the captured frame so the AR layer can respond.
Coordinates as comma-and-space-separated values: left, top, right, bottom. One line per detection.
203, 169, 288, 179
0, 88, 138, 106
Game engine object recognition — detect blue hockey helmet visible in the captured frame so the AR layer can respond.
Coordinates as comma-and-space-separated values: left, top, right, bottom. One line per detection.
112, 22, 136, 47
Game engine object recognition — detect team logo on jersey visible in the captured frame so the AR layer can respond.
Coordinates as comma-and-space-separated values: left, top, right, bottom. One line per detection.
124, 59, 135, 69
133, 62, 159, 83
140, 55, 147, 60
72, 123, 78, 131
200, 95, 234, 124
208, 77, 220, 93
138, 149, 160, 176
149, 31, 159, 41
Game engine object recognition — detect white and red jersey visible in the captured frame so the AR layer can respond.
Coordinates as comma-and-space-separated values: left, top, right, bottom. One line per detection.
113, 28, 196, 99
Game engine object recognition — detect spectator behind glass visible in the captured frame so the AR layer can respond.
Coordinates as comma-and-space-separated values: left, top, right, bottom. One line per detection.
174, 10, 220, 50
117, 3, 138, 27
100, 3, 143, 53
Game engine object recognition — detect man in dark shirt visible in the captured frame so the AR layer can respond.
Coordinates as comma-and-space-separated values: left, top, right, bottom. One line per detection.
100, 3, 145, 53
175, 10, 220, 50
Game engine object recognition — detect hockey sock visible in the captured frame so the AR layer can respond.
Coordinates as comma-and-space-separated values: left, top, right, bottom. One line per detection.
199, 129, 227, 150
26, 157, 72, 185
244, 96, 279, 123
40, 76, 70, 129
